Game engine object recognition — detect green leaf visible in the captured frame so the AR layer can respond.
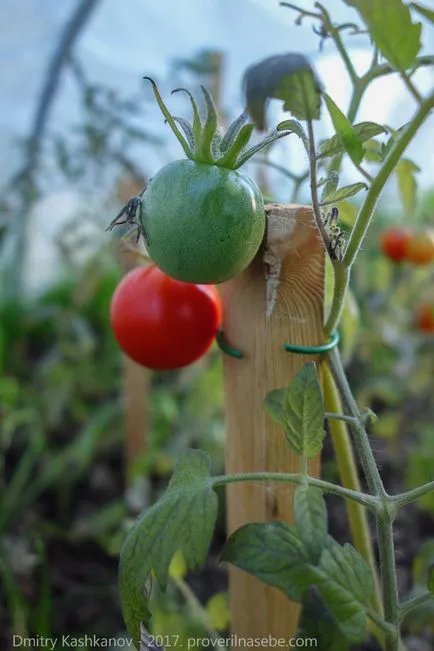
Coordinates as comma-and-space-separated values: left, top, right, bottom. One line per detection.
244, 53, 322, 130
337, 201, 358, 227
363, 139, 384, 163
323, 95, 364, 166
345, 0, 422, 70
298, 590, 350, 651
319, 122, 387, 159
294, 485, 328, 564
264, 362, 325, 458
221, 522, 311, 602
277, 119, 309, 152
396, 158, 420, 216
321, 183, 367, 206
411, 2, 434, 23
119, 449, 218, 643
311, 538, 375, 643
321, 171, 340, 204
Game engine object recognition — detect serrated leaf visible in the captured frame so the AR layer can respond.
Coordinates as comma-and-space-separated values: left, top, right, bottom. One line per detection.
264, 362, 325, 458
294, 485, 328, 564
319, 122, 386, 159
119, 449, 218, 644
345, 0, 422, 70
396, 158, 420, 216
321, 171, 340, 204
323, 95, 364, 166
411, 2, 434, 23
221, 522, 311, 602
311, 538, 375, 643
277, 119, 309, 152
321, 183, 367, 206
244, 53, 322, 130
298, 590, 350, 651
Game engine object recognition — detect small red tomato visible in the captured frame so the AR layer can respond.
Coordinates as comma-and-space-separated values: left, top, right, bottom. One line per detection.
405, 230, 434, 265
380, 227, 411, 262
110, 265, 222, 370
416, 303, 434, 333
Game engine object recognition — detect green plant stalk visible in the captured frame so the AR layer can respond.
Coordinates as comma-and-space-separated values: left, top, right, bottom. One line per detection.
392, 481, 434, 510
329, 347, 401, 650
213, 471, 377, 510
323, 365, 384, 619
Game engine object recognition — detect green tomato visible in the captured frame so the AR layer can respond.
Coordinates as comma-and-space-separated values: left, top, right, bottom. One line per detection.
140, 159, 265, 284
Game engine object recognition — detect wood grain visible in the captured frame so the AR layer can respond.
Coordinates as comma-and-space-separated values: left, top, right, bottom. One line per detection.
221, 204, 325, 640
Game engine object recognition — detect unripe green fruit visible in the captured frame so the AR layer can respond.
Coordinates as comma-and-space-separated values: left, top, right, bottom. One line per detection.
139, 159, 265, 284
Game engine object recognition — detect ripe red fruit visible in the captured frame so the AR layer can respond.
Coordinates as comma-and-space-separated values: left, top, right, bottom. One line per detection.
416, 303, 434, 334
405, 231, 434, 265
110, 265, 222, 370
380, 227, 411, 262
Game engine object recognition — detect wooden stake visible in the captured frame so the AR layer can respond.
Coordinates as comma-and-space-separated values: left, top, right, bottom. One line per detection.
221, 204, 325, 639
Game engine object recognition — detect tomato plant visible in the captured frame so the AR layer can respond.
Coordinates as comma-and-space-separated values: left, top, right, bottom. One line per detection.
110, 265, 221, 370
380, 227, 411, 262
405, 230, 434, 265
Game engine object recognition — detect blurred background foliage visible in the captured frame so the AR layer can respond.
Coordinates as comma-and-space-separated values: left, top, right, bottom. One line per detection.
0, 5, 433, 649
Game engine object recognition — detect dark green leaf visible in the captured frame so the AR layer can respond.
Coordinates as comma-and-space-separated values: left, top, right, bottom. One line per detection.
294, 485, 328, 564
119, 449, 218, 643
321, 183, 367, 206
264, 362, 325, 458
298, 589, 350, 651
323, 95, 364, 166
221, 522, 311, 602
396, 158, 420, 216
319, 122, 386, 159
411, 2, 434, 23
311, 538, 374, 643
345, 0, 422, 70
321, 171, 340, 204
244, 53, 322, 130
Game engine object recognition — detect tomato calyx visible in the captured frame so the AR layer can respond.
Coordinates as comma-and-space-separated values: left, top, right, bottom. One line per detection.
143, 77, 293, 170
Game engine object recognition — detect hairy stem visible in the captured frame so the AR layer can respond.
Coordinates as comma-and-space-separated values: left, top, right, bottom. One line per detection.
323, 365, 384, 618
212, 472, 378, 511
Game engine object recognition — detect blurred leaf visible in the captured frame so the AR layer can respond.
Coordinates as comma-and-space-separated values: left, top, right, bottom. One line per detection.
119, 449, 218, 642
372, 412, 400, 439
396, 158, 420, 216
340, 287, 361, 367
264, 363, 325, 458
337, 201, 358, 227
244, 53, 322, 129
428, 567, 434, 594
206, 593, 231, 631
319, 122, 386, 159
345, 0, 422, 70
406, 431, 434, 513
323, 95, 364, 165
276, 119, 309, 151
410, 2, 434, 23
363, 139, 384, 163
169, 550, 187, 580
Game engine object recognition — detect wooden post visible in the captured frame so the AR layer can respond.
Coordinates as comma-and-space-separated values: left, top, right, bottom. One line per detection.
221, 204, 325, 638
116, 176, 150, 478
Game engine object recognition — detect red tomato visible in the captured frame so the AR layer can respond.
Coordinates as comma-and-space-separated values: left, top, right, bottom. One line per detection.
110, 265, 222, 370
416, 303, 434, 333
405, 231, 434, 265
380, 227, 411, 262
